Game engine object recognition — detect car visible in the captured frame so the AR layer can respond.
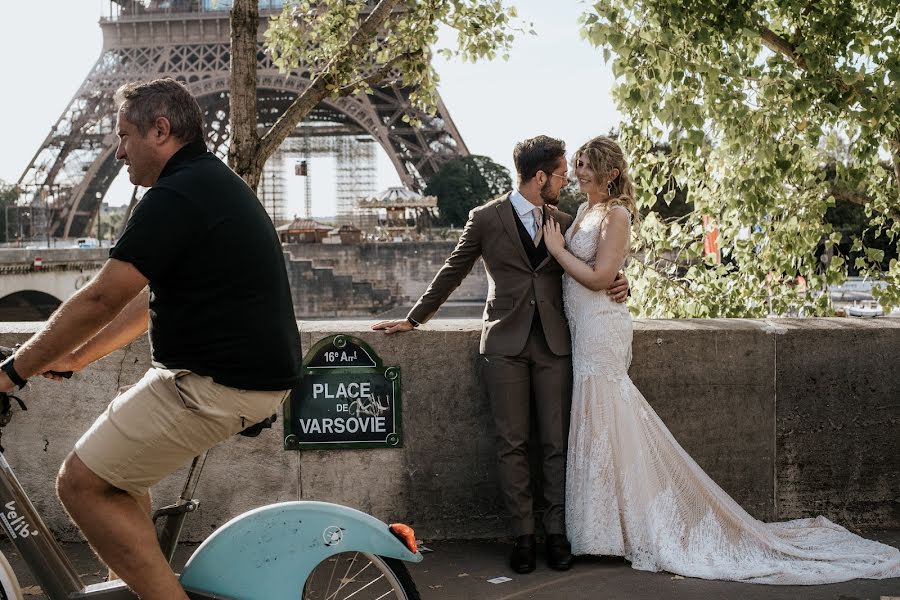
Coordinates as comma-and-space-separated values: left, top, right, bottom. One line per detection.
75, 237, 100, 248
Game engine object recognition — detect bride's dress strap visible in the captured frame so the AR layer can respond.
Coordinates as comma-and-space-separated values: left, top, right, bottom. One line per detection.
602, 204, 633, 224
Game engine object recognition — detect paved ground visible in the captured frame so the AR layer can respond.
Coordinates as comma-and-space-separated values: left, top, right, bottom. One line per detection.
2, 532, 899, 599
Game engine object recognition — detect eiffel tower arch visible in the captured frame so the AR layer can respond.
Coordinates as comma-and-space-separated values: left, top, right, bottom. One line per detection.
18, 1, 469, 239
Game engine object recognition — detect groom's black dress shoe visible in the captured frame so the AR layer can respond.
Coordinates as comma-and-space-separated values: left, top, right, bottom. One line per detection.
545, 534, 574, 571
510, 534, 536, 573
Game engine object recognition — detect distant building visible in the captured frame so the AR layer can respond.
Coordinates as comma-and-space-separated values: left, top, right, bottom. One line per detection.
324, 224, 363, 245
355, 186, 437, 238
275, 218, 332, 244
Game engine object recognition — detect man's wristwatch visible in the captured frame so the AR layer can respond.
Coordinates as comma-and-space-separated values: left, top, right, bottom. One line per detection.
1, 357, 28, 390
407, 317, 420, 328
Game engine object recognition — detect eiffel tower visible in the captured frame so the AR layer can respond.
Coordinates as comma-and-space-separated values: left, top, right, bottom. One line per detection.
17, 0, 469, 239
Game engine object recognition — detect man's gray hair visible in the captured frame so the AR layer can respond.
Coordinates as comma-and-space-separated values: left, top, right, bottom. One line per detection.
114, 78, 204, 143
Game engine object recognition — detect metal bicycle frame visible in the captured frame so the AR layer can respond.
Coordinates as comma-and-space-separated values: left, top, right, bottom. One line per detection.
0, 449, 226, 599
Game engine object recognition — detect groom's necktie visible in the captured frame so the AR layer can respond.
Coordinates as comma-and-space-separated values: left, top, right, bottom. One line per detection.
532, 207, 543, 246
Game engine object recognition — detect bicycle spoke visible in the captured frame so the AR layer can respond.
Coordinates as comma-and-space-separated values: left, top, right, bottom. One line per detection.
303, 552, 415, 600
341, 573, 385, 600
327, 560, 374, 600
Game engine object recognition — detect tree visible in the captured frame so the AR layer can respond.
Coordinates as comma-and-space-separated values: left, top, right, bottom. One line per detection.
554, 185, 583, 219
228, 0, 520, 190
581, 0, 900, 317
826, 199, 898, 274
424, 155, 512, 227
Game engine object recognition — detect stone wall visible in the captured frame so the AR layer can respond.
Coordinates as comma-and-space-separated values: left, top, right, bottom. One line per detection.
284, 256, 396, 318
0, 318, 897, 543
284, 242, 488, 305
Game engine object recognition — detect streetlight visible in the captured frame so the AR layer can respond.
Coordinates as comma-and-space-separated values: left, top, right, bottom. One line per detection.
96, 192, 103, 248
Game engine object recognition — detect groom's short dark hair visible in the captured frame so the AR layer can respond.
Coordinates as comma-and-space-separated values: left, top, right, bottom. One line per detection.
513, 136, 566, 183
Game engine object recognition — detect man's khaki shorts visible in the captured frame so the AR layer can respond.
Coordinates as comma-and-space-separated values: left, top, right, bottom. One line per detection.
75, 367, 289, 496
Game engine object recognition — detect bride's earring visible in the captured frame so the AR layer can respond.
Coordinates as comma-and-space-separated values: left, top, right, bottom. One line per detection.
607, 181, 613, 196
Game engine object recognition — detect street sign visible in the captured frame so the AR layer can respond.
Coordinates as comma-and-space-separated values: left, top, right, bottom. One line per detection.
284, 335, 402, 450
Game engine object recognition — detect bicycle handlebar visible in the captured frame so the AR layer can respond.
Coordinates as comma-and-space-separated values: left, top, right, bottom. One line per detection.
0, 345, 74, 380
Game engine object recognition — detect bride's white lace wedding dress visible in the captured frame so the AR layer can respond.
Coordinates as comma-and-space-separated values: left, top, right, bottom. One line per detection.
562, 202, 900, 584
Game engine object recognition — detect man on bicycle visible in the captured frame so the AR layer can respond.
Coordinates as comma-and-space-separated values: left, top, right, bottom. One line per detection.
0, 78, 301, 600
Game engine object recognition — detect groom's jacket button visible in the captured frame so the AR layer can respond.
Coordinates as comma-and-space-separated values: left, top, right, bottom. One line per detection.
529, 299, 536, 305
532, 272, 538, 278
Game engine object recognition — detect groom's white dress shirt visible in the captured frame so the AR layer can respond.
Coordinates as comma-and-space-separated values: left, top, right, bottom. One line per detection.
510, 190, 543, 239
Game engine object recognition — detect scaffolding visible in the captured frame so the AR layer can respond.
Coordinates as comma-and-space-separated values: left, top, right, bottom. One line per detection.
277, 134, 377, 224
259, 151, 286, 225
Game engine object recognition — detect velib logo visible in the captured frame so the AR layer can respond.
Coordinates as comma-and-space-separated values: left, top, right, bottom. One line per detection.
1, 500, 38, 539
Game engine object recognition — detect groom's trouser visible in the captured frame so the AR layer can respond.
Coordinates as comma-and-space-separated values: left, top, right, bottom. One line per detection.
481, 320, 572, 537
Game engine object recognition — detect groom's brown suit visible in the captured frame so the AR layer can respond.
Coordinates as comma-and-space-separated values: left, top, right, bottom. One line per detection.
409, 192, 574, 536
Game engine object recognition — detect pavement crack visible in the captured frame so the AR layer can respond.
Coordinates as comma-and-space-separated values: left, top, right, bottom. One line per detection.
494, 570, 599, 600
115, 345, 129, 390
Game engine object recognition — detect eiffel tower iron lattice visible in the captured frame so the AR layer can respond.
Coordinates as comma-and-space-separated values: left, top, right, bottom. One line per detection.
17, 0, 469, 239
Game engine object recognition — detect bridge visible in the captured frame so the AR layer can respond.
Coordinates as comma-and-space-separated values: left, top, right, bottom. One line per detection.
0, 249, 106, 320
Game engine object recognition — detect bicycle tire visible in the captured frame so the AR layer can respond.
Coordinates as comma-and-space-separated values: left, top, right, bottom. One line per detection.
0, 552, 23, 600
301, 551, 420, 600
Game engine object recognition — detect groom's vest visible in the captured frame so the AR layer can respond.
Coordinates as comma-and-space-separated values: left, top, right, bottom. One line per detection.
511, 204, 548, 327
510, 204, 548, 269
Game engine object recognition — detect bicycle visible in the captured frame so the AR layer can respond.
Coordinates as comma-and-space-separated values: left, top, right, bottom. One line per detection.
0, 347, 422, 600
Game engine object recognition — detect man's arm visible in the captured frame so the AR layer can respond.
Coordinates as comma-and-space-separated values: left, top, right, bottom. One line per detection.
43, 287, 151, 378
608, 271, 629, 302
0, 259, 149, 391
373, 208, 483, 334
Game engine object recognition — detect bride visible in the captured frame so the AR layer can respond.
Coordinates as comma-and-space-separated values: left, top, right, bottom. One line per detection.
542, 135, 900, 584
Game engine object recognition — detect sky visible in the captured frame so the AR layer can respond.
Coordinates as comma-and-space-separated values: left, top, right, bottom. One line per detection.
0, 1, 620, 218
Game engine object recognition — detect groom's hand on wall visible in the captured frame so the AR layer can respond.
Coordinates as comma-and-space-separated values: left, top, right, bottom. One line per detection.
372, 319, 416, 334
608, 271, 630, 303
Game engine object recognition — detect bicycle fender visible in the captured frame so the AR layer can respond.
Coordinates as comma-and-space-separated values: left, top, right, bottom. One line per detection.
179, 501, 421, 599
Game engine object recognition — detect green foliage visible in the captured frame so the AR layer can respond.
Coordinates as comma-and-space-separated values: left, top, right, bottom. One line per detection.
265, 0, 521, 121
0, 181, 19, 244
581, 0, 900, 317
825, 199, 898, 274
425, 155, 512, 227
555, 185, 583, 219
98, 210, 126, 243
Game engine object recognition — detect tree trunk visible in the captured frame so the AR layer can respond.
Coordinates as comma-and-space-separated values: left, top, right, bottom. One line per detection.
256, 0, 404, 164
228, 0, 263, 190
228, 0, 403, 189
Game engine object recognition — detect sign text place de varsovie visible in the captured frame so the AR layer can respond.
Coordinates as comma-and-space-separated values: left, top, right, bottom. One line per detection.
284, 335, 402, 450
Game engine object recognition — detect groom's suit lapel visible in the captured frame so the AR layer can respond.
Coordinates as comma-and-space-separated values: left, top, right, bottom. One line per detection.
496, 193, 533, 268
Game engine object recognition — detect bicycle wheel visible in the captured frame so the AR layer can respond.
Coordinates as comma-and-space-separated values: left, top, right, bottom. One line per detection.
302, 551, 419, 600
0, 552, 23, 600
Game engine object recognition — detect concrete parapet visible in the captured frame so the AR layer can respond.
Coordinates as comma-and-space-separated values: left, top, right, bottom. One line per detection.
0, 318, 897, 542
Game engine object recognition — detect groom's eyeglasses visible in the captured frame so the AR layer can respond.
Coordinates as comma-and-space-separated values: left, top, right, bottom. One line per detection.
549, 171, 569, 181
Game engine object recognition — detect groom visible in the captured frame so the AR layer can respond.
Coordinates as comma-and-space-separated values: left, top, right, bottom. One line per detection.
373, 136, 628, 573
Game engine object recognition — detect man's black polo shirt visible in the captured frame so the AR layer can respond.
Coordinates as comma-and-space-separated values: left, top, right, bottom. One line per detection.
111, 140, 301, 391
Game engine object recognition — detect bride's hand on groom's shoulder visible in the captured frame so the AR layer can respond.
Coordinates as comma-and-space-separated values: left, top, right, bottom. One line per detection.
543, 219, 565, 256
607, 271, 629, 303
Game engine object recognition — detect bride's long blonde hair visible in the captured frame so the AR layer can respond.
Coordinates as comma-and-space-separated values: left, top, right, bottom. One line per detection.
574, 136, 638, 224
